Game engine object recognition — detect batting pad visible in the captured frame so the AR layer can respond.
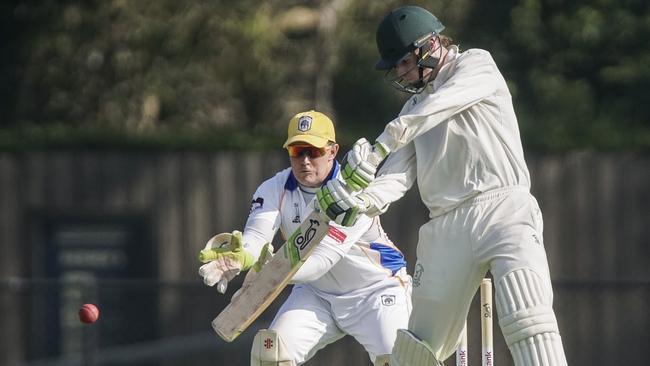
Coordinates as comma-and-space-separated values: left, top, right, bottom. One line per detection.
251, 329, 295, 366
496, 269, 567, 366
390, 329, 442, 366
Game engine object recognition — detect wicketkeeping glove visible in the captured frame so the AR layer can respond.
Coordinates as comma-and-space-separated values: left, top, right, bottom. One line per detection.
231, 242, 274, 301
198, 230, 255, 294
341, 138, 390, 191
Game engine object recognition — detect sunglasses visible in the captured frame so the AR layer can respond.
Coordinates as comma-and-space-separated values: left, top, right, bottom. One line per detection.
287, 145, 328, 158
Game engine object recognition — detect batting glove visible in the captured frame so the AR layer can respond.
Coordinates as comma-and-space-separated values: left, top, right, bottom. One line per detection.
198, 230, 255, 293
316, 179, 371, 227
341, 138, 390, 191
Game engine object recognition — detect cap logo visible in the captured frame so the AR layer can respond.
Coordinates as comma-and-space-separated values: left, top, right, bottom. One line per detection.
297, 116, 312, 132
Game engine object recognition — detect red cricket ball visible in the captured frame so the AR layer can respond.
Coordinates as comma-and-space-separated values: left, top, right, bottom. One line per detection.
79, 303, 100, 324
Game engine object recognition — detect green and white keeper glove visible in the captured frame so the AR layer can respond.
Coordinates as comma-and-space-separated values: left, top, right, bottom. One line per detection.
198, 230, 255, 294
231, 243, 274, 301
341, 138, 390, 191
317, 179, 372, 227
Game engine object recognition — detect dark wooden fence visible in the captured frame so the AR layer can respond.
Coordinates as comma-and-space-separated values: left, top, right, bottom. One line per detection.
0, 151, 648, 366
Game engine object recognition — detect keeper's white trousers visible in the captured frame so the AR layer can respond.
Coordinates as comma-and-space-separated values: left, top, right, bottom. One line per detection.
269, 273, 411, 365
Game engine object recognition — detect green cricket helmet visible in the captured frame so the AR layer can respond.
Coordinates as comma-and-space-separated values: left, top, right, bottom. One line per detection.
375, 6, 445, 70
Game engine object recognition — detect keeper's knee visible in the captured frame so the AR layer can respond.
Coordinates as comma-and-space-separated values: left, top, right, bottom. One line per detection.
250, 329, 295, 366
390, 329, 442, 366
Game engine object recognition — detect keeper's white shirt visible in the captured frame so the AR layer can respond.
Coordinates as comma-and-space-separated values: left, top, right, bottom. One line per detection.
241, 161, 409, 295
369, 46, 531, 217
242, 162, 412, 364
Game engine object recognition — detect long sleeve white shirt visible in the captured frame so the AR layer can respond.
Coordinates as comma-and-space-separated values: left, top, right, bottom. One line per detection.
241, 161, 408, 295
368, 46, 531, 217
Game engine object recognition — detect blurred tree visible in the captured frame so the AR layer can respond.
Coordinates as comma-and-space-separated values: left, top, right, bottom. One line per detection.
0, 0, 24, 127
335, 0, 650, 150
457, 0, 650, 150
0, 0, 648, 150
6, 1, 323, 134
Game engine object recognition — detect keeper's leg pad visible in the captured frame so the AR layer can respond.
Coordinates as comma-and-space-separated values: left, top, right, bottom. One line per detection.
389, 329, 442, 366
250, 329, 295, 366
496, 269, 567, 366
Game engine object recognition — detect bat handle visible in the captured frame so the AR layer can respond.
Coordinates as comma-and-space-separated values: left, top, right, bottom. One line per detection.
368, 142, 390, 167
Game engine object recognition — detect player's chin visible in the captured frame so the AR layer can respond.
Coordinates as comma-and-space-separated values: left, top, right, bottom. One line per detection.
405, 77, 420, 86
296, 172, 314, 182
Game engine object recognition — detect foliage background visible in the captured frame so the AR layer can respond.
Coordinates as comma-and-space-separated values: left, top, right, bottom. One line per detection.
0, 0, 648, 151
1, 2, 649, 365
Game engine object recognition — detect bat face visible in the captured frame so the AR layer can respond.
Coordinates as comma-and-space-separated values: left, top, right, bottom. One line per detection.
212, 209, 331, 342
285, 218, 322, 266
210, 142, 387, 343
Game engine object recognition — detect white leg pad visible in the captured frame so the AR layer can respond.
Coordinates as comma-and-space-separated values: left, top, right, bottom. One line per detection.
510, 332, 568, 366
389, 329, 442, 366
250, 329, 295, 366
496, 269, 567, 366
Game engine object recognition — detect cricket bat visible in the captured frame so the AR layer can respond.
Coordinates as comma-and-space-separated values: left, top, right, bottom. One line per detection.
211, 201, 346, 342
211, 142, 385, 342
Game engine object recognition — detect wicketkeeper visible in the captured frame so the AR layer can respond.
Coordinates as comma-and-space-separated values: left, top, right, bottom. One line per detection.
319, 6, 568, 366
198, 110, 411, 366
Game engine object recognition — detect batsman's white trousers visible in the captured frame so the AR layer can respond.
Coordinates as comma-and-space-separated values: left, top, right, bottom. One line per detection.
409, 186, 565, 363
268, 272, 411, 365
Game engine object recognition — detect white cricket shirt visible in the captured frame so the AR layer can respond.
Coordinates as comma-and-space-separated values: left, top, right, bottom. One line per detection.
369, 46, 531, 217
241, 161, 408, 295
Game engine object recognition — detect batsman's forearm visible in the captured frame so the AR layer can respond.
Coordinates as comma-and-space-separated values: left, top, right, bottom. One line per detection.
362, 173, 413, 215
291, 250, 337, 283
375, 129, 399, 153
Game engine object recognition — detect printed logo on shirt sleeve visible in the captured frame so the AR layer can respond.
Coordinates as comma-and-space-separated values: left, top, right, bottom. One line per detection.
250, 197, 264, 212
326, 226, 347, 244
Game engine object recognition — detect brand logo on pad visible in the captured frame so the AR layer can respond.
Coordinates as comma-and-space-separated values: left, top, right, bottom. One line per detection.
264, 338, 274, 349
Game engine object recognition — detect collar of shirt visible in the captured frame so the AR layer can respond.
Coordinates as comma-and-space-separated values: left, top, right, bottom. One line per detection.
428, 45, 459, 94
284, 160, 340, 191
298, 184, 319, 194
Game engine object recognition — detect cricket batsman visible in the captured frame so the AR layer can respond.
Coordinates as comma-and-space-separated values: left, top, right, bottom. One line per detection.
319, 6, 568, 366
198, 110, 411, 365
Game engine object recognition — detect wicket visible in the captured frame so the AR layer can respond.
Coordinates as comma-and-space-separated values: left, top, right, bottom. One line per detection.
456, 278, 493, 366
